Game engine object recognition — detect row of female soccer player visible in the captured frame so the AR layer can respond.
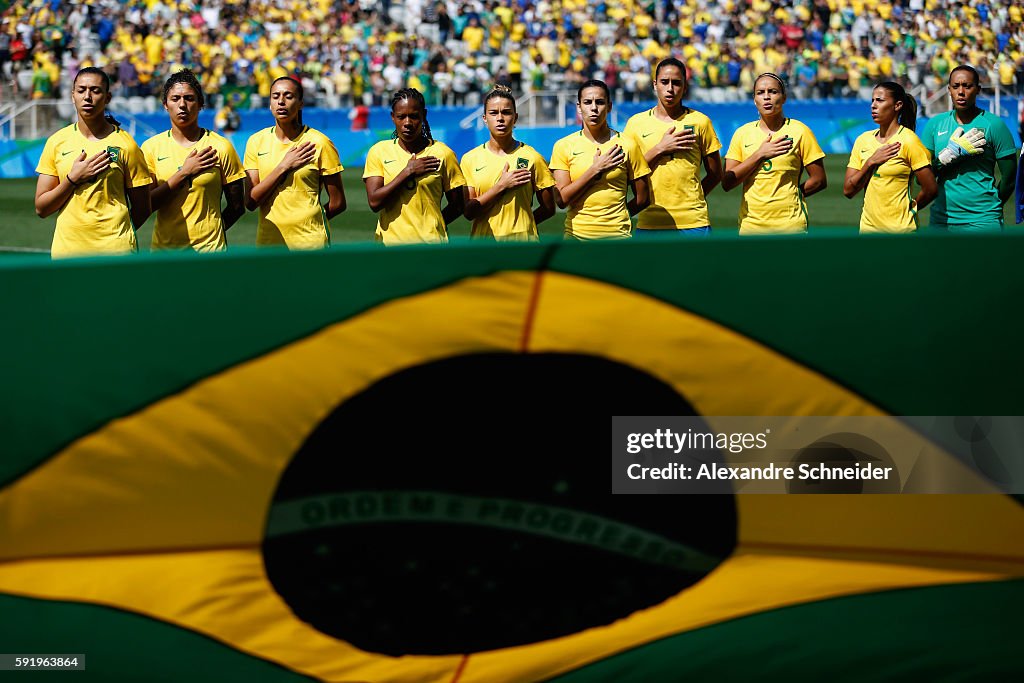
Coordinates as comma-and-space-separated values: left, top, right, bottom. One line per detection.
35, 59, 1017, 257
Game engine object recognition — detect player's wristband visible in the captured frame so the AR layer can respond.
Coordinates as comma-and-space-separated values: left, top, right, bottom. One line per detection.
66, 174, 80, 187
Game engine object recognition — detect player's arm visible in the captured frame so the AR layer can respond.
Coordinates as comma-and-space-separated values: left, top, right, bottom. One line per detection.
464, 164, 531, 219
247, 141, 316, 208
34, 174, 72, 218
364, 154, 440, 212
800, 159, 828, 198
701, 151, 722, 197
34, 151, 109, 217
553, 145, 624, 208
442, 185, 466, 226
533, 186, 556, 225
127, 181, 153, 230
843, 143, 901, 198
912, 165, 938, 211
150, 147, 218, 210
996, 156, 1016, 205
644, 126, 695, 168
721, 135, 794, 191
627, 174, 650, 216
322, 172, 347, 220
221, 179, 245, 231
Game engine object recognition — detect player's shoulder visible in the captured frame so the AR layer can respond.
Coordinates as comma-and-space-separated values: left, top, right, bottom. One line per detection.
48, 123, 81, 145
203, 128, 230, 146
787, 118, 815, 136
113, 126, 143, 150
245, 126, 275, 149
623, 109, 653, 131
518, 143, 549, 163
140, 130, 166, 151
428, 140, 457, 157
732, 120, 760, 138
460, 144, 486, 167
851, 129, 876, 147
303, 126, 336, 147
898, 126, 925, 144
685, 108, 714, 127
365, 138, 396, 158
615, 130, 640, 153
553, 130, 582, 149
980, 110, 1014, 136
920, 113, 940, 134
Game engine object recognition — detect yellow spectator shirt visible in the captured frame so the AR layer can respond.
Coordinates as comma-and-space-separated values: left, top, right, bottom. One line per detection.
460, 142, 556, 240
141, 129, 245, 252
243, 126, 343, 249
549, 130, 651, 240
847, 127, 931, 234
463, 26, 485, 53
623, 108, 722, 230
362, 139, 466, 246
725, 119, 825, 234
36, 124, 151, 258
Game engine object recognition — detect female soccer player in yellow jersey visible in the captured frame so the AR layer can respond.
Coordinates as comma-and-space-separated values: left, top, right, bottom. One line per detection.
244, 76, 346, 249
363, 88, 466, 245
460, 85, 556, 241
142, 70, 245, 252
550, 80, 650, 240
844, 82, 936, 234
34, 67, 152, 258
623, 58, 720, 237
722, 73, 827, 235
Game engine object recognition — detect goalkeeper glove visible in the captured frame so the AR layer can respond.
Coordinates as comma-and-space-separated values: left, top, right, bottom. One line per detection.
937, 126, 987, 165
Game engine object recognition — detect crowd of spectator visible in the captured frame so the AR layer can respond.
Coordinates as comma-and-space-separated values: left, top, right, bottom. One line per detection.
1, 0, 1023, 112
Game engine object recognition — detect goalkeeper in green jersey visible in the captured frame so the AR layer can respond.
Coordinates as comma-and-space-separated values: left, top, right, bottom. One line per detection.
920, 65, 1017, 233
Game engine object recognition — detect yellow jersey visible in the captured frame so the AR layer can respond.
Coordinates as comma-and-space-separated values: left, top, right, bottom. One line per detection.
243, 126, 343, 249
549, 130, 651, 240
848, 127, 931, 234
460, 142, 555, 240
36, 123, 151, 258
141, 129, 245, 252
724, 119, 825, 235
363, 139, 466, 246
623, 108, 722, 230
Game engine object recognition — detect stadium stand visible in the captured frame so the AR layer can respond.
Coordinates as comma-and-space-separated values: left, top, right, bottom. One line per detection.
0, 0, 1022, 110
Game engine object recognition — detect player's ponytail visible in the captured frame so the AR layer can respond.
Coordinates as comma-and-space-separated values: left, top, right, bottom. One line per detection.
876, 81, 918, 132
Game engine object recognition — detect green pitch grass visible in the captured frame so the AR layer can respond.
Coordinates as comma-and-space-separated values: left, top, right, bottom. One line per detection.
0, 156, 1016, 252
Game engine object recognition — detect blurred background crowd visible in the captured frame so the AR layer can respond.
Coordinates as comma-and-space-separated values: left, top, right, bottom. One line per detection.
2, 0, 1023, 111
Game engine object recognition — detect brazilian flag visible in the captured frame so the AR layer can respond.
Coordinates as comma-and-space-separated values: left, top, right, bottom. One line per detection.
1, 235, 1023, 681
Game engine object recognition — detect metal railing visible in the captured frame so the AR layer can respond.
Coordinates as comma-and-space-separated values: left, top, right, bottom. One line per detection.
915, 83, 1008, 118
460, 90, 575, 130
0, 100, 161, 141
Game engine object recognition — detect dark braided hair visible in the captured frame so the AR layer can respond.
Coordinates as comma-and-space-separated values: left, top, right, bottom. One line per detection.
390, 87, 433, 143
875, 81, 918, 131
162, 68, 205, 109
73, 67, 120, 127
271, 76, 304, 127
